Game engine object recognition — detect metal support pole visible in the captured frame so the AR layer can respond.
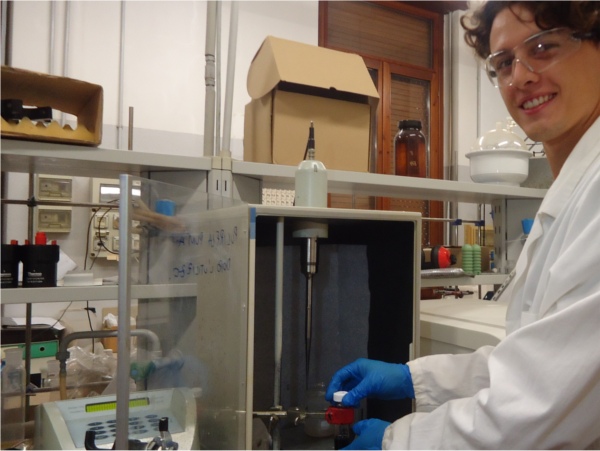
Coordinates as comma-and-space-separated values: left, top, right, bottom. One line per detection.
203, 1, 217, 157
117, 1, 127, 149
272, 217, 284, 449
115, 174, 133, 450
221, 1, 238, 158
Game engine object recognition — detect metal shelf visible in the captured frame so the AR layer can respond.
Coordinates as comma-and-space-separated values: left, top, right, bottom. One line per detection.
1, 139, 212, 178
421, 273, 508, 288
232, 160, 547, 203
0, 283, 197, 305
2, 140, 537, 305
2, 139, 547, 203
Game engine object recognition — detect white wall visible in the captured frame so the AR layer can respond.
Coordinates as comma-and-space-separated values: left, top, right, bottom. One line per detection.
3, 1, 319, 331
9, 0, 318, 157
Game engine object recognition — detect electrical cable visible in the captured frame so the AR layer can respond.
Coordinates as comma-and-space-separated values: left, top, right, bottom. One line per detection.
86, 301, 95, 353
82, 200, 118, 350
302, 121, 314, 161
296, 123, 314, 207
85, 199, 120, 269
88, 252, 99, 271
89, 200, 119, 350
84, 209, 96, 270
302, 138, 309, 161
96, 207, 119, 255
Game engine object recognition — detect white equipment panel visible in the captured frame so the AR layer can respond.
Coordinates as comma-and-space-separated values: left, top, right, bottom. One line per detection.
34, 388, 197, 450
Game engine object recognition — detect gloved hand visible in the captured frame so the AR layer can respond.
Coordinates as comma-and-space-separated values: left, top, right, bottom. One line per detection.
326, 358, 414, 407
343, 419, 391, 450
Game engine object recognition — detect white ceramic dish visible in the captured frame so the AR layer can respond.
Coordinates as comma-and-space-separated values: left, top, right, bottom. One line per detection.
466, 148, 531, 186
467, 121, 531, 186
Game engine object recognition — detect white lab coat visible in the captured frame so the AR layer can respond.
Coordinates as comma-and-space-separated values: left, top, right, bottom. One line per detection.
383, 117, 600, 450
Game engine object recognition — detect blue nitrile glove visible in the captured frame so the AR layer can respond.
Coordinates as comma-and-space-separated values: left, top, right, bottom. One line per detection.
343, 419, 391, 450
326, 358, 414, 407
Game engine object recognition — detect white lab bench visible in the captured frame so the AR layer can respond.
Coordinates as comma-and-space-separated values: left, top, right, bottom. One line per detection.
420, 298, 507, 356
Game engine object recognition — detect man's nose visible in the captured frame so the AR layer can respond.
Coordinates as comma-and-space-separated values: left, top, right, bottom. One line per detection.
508, 58, 539, 88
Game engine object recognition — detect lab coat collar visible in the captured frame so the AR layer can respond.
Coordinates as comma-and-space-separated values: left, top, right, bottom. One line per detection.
505, 116, 600, 332
537, 116, 600, 219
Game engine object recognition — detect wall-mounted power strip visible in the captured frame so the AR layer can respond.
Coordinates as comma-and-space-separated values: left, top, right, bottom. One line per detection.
89, 178, 140, 260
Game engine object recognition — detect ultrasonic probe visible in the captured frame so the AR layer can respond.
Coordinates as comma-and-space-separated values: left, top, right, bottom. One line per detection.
293, 122, 328, 387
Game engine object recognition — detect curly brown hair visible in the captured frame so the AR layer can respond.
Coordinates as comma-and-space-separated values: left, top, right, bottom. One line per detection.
460, 1, 600, 59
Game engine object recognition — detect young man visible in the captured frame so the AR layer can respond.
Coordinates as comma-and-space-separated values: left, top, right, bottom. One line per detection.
326, 2, 600, 448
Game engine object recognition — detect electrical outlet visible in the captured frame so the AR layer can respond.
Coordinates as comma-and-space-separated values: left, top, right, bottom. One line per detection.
112, 236, 120, 252
94, 215, 108, 229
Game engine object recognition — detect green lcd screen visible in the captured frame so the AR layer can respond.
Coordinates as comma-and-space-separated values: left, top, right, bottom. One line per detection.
85, 397, 150, 413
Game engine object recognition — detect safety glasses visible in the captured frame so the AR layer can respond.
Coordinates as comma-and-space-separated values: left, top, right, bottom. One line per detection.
485, 27, 591, 88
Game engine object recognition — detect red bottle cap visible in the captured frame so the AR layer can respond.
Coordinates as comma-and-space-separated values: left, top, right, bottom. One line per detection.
325, 406, 355, 425
35, 232, 47, 245
10, 239, 18, 245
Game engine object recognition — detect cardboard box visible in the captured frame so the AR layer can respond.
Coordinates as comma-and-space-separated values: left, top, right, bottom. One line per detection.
244, 36, 379, 172
1, 66, 103, 146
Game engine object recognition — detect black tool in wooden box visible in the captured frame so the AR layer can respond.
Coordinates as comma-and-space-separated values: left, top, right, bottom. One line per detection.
1, 99, 53, 123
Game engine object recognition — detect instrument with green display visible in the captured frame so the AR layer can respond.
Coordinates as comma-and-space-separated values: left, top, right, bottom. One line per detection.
34, 388, 198, 450
84, 397, 150, 413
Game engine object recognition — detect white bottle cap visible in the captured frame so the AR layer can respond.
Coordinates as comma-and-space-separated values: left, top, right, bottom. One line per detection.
333, 391, 348, 403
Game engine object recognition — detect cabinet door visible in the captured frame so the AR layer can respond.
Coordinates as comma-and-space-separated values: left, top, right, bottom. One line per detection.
321, 1, 444, 245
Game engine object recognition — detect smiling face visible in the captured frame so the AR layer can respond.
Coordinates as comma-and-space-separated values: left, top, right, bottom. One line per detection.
490, 4, 600, 173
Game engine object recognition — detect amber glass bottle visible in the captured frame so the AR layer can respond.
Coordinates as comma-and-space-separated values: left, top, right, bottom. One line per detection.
394, 120, 427, 177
